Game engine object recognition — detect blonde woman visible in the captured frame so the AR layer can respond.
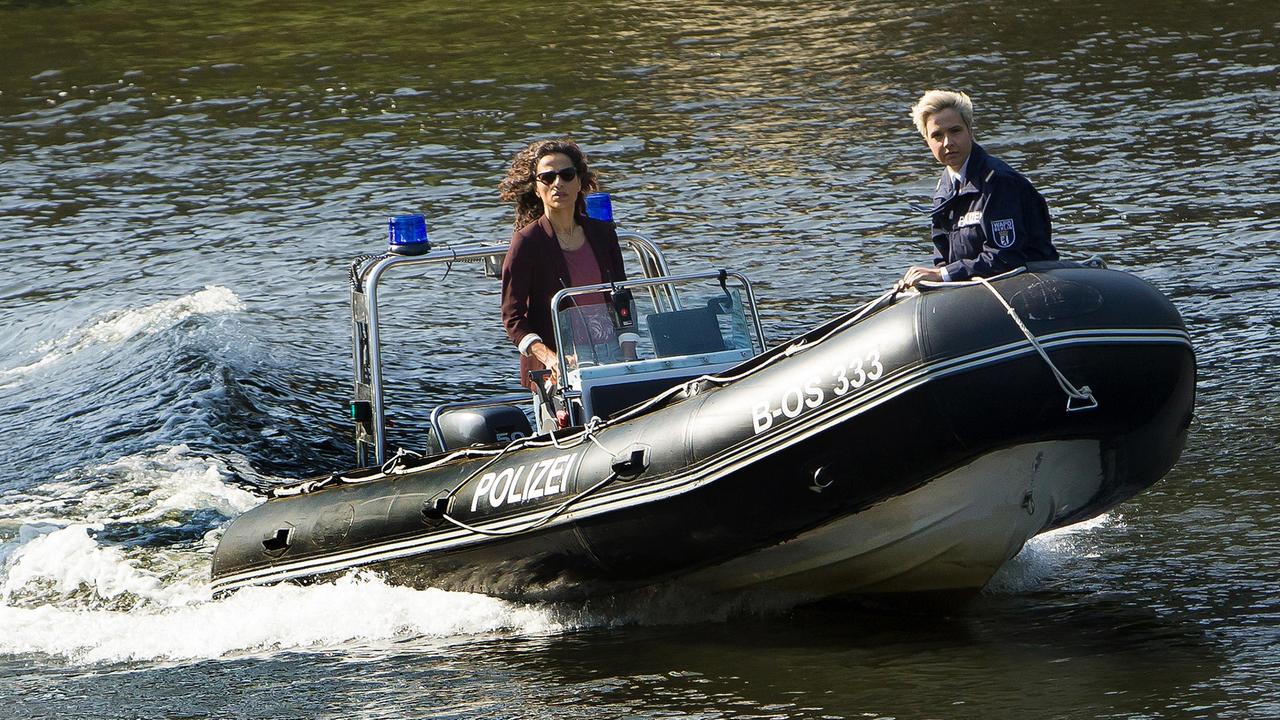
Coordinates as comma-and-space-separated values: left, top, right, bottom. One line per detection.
901, 90, 1058, 288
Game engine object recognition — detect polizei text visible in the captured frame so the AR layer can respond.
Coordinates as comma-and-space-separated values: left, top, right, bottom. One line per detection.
469, 452, 580, 512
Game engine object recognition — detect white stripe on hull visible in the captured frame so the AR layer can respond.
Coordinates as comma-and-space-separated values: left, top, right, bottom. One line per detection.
682, 440, 1104, 596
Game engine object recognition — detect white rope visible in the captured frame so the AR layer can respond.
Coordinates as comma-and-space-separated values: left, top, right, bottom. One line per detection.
278, 278, 1081, 502
975, 276, 1098, 412
581, 415, 620, 456
380, 446, 426, 475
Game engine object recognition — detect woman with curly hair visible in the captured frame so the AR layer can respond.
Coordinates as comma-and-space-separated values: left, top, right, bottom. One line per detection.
498, 139, 635, 409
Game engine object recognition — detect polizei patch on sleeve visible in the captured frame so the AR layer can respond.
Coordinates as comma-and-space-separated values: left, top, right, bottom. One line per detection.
990, 218, 1017, 248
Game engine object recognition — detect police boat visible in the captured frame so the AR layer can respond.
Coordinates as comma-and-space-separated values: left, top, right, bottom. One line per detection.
211, 208, 1195, 600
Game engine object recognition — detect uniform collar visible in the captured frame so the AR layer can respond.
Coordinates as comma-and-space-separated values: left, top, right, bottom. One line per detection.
946, 155, 971, 188
934, 143, 990, 203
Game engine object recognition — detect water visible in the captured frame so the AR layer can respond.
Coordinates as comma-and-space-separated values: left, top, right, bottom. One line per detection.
2, 0, 1277, 716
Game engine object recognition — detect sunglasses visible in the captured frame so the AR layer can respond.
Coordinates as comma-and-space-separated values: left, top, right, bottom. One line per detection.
536, 166, 578, 185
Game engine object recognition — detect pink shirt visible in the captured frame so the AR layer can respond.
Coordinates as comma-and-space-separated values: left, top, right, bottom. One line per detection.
561, 244, 614, 344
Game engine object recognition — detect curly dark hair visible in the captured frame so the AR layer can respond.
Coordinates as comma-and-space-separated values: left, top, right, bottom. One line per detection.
498, 139, 599, 230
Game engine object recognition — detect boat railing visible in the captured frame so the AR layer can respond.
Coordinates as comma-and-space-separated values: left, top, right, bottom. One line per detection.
349, 232, 677, 466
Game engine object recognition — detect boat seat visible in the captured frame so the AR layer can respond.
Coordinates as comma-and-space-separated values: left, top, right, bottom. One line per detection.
434, 404, 533, 450
646, 307, 726, 357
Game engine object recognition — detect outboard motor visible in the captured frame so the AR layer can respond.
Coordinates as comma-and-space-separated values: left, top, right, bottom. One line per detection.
432, 405, 533, 451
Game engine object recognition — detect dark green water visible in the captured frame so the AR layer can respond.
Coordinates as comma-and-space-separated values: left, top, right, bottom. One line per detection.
2, 1, 1277, 717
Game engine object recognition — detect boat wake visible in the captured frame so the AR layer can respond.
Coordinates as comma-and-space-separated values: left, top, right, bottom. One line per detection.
0, 439, 1117, 666
0, 285, 243, 386
0, 444, 572, 664
0, 443, 790, 665
0, 573, 568, 665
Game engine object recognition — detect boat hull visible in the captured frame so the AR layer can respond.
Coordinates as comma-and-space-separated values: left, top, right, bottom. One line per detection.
211, 264, 1194, 600
683, 439, 1103, 595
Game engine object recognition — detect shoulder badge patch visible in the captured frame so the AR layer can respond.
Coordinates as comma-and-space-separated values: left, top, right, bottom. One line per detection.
991, 218, 1017, 248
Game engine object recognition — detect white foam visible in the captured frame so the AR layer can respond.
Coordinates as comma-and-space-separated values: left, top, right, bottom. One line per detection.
0, 573, 562, 664
985, 512, 1122, 593
0, 441, 570, 664
0, 444, 261, 526
1, 285, 243, 380
0, 524, 168, 607
0, 445, 261, 612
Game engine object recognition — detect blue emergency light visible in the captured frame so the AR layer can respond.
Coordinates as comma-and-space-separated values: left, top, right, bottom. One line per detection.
387, 214, 430, 255
585, 192, 613, 223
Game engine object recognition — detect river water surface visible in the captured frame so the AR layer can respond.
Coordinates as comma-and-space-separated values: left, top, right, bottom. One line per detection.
2, 1, 1277, 718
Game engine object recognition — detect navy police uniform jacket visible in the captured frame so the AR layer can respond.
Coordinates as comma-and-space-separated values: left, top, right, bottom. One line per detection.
930, 142, 1057, 281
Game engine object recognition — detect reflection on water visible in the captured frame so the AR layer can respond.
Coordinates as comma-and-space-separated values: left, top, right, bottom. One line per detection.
2, 0, 1278, 716
499, 593, 1229, 718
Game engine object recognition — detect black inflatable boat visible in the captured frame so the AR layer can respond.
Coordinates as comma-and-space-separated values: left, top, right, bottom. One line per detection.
211, 231, 1194, 600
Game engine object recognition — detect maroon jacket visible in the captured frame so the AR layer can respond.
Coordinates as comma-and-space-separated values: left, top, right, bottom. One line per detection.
500, 213, 626, 389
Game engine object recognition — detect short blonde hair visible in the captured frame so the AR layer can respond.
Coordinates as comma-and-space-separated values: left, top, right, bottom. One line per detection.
911, 90, 974, 138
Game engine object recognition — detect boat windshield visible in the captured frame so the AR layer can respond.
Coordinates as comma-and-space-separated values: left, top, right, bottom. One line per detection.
551, 271, 763, 373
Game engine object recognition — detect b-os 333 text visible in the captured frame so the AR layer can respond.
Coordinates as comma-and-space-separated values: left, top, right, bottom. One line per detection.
751, 346, 884, 434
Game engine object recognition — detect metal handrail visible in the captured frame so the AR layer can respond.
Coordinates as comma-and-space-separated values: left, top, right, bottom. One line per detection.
352, 233, 674, 465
